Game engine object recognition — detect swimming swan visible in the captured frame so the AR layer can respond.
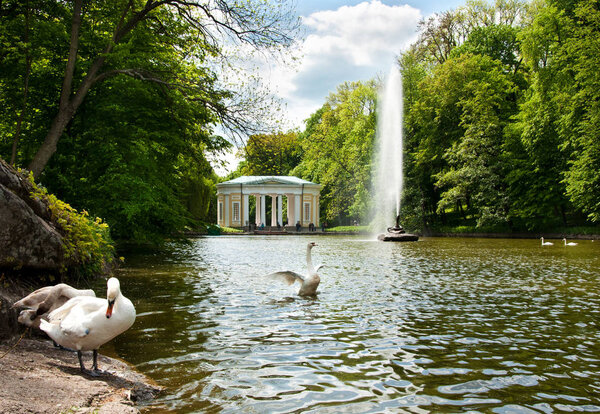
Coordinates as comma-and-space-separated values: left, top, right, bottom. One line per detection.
563, 238, 578, 246
13, 283, 96, 328
40, 277, 136, 376
540, 237, 553, 246
267, 242, 323, 296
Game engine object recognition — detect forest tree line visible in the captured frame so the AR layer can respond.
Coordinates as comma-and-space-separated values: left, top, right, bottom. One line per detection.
0, 0, 298, 243
2, 0, 598, 245
233, 0, 600, 233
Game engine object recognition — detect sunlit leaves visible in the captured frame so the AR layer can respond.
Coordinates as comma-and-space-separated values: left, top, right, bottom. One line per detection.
292, 80, 377, 225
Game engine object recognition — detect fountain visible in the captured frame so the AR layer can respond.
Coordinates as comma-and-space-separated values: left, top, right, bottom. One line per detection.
377, 214, 419, 241
372, 67, 418, 242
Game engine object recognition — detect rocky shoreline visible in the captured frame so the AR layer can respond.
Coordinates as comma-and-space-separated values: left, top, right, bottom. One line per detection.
0, 277, 160, 414
0, 336, 160, 413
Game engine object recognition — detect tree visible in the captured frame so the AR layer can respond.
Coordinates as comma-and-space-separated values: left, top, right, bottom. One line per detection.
517, 0, 600, 223
0, 0, 298, 178
292, 80, 377, 225
241, 132, 302, 176
0, 0, 300, 242
435, 54, 517, 227
556, 0, 600, 222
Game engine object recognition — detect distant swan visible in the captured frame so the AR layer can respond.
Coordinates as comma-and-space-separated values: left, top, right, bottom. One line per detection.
563, 238, 578, 246
267, 242, 323, 296
40, 277, 136, 376
13, 284, 96, 328
540, 237, 553, 246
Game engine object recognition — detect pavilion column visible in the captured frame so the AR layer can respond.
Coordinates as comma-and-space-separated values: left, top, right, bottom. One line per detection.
287, 194, 295, 225
224, 194, 230, 227
254, 195, 260, 226
243, 194, 249, 227
260, 195, 266, 225
294, 195, 301, 226
270, 195, 277, 226
277, 195, 283, 226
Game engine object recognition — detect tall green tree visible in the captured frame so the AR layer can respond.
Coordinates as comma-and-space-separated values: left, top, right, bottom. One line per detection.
0, 0, 298, 177
1, 0, 300, 242
293, 80, 377, 225
553, 0, 600, 222
240, 132, 302, 176
516, 0, 600, 223
435, 54, 517, 227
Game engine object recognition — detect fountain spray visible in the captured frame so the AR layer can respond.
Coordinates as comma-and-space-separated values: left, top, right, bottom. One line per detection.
373, 67, 418, 242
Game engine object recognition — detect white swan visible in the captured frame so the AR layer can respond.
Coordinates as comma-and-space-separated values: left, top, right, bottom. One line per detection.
541, 237, 553, 246
267, 242, 323, 296
40, 277, 136, 376
13, 283, 96, 328
563, 238, 578, 246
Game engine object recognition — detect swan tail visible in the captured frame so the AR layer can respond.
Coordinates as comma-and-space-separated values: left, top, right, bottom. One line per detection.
39, 319, 60, 340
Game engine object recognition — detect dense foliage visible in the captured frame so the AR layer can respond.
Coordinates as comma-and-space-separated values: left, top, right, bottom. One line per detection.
26, 171, 116, 278
240, 132, 302, 176
0, 0, 297, 243
2, 0, 598, 237
234, 0, 598, 231
401, 0, 600, 231
291, 80, 377, 225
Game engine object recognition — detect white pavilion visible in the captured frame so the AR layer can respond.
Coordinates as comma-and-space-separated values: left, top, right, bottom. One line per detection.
216, 176, 321, 230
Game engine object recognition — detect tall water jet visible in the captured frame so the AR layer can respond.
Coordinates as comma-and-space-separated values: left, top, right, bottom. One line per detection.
372, 67, 418, 242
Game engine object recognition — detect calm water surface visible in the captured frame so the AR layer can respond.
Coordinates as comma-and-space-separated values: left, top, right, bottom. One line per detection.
103, 236, 600, 413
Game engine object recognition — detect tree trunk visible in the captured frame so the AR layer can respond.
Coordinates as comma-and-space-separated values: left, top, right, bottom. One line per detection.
10, 0, 32, 166
28, 0, 82, 178
28, 112, 74, 178
27, 0, 149, 178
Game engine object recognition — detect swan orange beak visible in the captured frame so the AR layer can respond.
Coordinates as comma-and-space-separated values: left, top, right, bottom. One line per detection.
106, 299, 115, 319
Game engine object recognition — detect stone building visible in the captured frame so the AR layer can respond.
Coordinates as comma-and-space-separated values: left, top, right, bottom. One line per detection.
216, 176, 321, 230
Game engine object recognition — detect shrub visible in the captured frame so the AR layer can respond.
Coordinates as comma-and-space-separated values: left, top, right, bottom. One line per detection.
27, 171, 116, 279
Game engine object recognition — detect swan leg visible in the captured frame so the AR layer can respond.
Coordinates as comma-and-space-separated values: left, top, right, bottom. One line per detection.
91, 349, 105, 376
92, 349, 99, 371
78, 350, 101, 377
77, 350, 87, 372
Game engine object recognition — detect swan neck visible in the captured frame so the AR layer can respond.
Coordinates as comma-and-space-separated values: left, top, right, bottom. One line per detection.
306, 245, 315, 274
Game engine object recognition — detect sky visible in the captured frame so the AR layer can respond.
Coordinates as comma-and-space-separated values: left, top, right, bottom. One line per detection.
215, 0, 465, 175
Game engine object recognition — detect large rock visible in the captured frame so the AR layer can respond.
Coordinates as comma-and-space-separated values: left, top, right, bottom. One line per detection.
0, 159, 64, 270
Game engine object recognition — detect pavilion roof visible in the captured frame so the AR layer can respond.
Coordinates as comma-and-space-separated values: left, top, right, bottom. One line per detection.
217, 175, 319, 187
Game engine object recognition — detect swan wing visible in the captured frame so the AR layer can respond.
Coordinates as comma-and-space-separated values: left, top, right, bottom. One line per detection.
12, 286, 54, 309
267, 271, 305, 285
47, 296, 103, 322
58, 297, 106, 338
13, 284, 96, 310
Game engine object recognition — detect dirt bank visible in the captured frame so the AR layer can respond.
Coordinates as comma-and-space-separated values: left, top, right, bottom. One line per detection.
0, 337, 160, 413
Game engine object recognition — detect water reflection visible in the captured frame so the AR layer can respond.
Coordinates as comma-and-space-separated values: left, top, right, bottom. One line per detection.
103, 236, 600, 413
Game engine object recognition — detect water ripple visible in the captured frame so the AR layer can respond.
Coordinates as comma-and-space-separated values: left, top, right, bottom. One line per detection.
103, 236, 600, 413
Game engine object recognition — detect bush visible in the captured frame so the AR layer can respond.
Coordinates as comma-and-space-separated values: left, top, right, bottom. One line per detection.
27, 172, 116, 278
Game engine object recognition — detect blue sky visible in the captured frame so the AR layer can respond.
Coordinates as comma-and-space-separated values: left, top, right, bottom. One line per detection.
295, 0, 465, 17
216, 0, 466, 174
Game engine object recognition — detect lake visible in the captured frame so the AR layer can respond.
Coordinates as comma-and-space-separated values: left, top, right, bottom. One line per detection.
101, 235, 600, 413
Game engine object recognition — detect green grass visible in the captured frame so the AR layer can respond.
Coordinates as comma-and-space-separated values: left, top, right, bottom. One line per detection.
324, 225, 369, 233
219, 226, 244, 234
430, 224, 600, 235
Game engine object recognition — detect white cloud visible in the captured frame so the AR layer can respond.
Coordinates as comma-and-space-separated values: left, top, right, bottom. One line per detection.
275, 1, 422, 128
213, 1, 423, 174
302, 2, 419, 66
